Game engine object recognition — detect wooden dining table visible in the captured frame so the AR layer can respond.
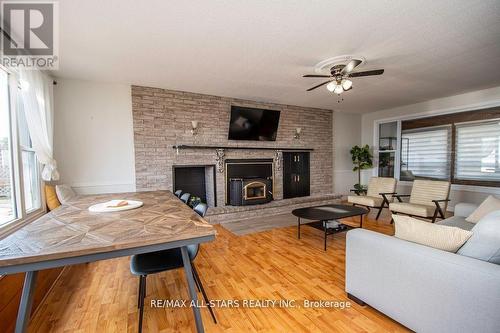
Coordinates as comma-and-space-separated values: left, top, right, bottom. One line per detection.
0, 190, 216, 333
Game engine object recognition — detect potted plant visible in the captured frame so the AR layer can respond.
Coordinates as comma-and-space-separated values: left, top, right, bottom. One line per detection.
350, 144, 373, 193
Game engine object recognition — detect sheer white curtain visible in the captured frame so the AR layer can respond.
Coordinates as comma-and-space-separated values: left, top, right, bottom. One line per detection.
18, 69, 59, 181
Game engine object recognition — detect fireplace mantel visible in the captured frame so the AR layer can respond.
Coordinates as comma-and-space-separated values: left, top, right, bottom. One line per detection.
172, 144, 314, 151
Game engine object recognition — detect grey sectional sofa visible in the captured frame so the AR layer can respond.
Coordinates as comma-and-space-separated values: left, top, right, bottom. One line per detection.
345, 203, 500, 333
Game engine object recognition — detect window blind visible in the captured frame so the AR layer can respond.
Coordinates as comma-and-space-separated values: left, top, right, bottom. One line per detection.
401, 127, 451, 180
455, 121, 500, 181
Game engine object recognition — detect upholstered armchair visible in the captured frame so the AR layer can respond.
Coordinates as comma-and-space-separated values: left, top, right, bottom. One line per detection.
347, 177, 397, 220
389, 179, 451, 223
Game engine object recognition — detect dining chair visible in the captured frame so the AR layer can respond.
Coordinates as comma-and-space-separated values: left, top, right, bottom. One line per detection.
130, 202, 216, 333
180, 192, 191, 204
193, 202, 208, 217
174, 189, 182, 197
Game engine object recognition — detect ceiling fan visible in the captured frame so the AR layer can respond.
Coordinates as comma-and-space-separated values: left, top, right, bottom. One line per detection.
303, 59, 384, 94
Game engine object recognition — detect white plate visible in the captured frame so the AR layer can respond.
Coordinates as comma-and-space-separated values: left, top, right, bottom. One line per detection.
88, 200, 143, 213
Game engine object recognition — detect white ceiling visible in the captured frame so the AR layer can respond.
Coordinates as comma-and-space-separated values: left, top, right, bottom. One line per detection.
51, 0, 500, 113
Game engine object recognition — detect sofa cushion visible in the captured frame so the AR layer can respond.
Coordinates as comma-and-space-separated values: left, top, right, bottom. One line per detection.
466, 195, 500, 223
44, 185, 61, 211
393, 215, 472, 252
347, 195, 383, 207
390, 202, 435, 217
454, 202, 479, 218
436, 216, 475, 231
56, 184, 76, 204
458, 210, 500, 264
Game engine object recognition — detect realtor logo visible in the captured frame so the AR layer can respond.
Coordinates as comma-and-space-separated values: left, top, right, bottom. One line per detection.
1, 1, 59, 69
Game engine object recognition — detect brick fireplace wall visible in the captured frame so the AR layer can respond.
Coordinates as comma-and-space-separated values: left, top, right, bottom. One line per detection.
132, 85, 334, 206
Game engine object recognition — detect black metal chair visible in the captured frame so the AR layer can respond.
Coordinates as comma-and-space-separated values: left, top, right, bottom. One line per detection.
174, 189, 182, 198
130, 202, 215, 333
193, 202, 208, 217
179, 192, 191, 204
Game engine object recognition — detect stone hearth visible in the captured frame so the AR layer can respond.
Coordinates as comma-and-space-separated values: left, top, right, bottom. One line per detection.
205, 194, 342, 224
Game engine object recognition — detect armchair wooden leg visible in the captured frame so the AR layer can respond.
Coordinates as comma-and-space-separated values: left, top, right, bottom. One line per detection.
378, 196, 391, 221
431, 201, 448, 222
431, 209, 439, 223
438, 207, 445, 219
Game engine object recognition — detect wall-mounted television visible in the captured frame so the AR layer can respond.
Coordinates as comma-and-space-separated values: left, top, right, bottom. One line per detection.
228, 106, 280, 141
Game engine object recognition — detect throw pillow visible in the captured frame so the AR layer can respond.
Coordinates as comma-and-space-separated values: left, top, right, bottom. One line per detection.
466, 195, 500, 223
458, 210, 500, 265
393, 215, 472, 252
44, 184, 61, 210
55, 184, 76, 204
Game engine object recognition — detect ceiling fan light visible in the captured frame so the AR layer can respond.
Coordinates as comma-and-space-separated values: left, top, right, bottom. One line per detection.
341, 79, 353, 90
326, 81, 336, 92
334, 85, 343, 94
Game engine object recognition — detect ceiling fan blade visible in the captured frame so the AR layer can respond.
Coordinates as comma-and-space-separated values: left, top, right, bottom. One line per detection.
303, 74, 331, 78
349, 69, 384, 77
341, 59, 362, 74
306, 80, 331, 91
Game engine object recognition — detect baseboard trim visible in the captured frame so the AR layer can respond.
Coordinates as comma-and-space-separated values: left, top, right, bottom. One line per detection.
70, 183, 136, 195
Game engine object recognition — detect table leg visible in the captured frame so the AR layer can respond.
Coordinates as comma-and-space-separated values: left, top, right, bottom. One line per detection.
181, 246, 204, 333
15, 270, 38, 333
297, 217, 301, 239
324, 220, 327, 251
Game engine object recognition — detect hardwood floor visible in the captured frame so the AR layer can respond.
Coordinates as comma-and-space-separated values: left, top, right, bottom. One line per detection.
28, 210, 408, 333
0, 267, 64, 333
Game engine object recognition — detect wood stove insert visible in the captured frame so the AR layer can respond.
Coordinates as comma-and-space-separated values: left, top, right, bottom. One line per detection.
225, 159, 274, 206
229, 178, 273, 206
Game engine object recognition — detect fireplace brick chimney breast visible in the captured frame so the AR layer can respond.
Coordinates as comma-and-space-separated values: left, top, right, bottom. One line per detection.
132, 85, 333, 207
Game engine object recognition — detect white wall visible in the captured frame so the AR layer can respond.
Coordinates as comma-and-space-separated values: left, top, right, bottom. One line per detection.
333, 112, 361, 195
53, 78, 352, 197
360, 86, 500, 209
54, 79, 136, 194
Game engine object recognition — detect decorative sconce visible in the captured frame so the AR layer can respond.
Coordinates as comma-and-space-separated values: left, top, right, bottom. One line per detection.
294, 127, 302, 140
215, 148, 225, 173
275, 150, 283, 171
191, 120, 199, 136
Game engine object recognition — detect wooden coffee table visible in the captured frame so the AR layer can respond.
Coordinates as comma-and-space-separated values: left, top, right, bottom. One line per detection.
292, 204, 368, 250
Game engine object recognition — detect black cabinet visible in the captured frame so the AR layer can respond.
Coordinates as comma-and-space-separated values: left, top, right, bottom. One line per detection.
283, 152, 310, 199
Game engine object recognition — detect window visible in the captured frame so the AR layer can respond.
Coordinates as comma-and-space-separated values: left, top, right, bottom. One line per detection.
17, 94, 41, 212
455, 121, 500, 182
401, 127, 451, 181
382, 108, 500, 187
0, 67, 43, 229
0, 69, 16, 224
